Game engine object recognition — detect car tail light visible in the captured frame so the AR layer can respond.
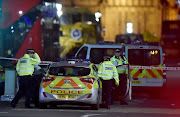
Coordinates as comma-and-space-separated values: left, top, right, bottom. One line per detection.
80, 78, 95, 84
43, 76, 55, 82
163, 56, 165, 64
87, 94, 92, 98
43, 92, 47, 97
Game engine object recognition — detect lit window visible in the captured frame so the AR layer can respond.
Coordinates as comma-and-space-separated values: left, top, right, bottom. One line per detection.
126, 22, 133, 33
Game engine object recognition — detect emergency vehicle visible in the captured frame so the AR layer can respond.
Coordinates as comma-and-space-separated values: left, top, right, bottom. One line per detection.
75, 43, 166, 98
39, 60, 102, 110
75, 44, 132, 101
59, 7, 101, 59
125, 44, 166, 97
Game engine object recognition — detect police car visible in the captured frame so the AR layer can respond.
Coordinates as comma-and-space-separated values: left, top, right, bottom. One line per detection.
39, 60, 102, 110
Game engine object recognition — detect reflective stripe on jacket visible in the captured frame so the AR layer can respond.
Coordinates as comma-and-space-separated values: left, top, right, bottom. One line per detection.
110, 56, 128, 74
16, 53, 40, 76
98, 61, 119, 85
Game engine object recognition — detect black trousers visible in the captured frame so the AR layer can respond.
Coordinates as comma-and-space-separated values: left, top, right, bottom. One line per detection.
0, 82, 4, 96
112, 73, 127, 101
102, 79, 113, 107
11, 75, 33, 106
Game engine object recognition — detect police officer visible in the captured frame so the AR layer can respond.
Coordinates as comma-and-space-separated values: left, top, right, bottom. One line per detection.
110, 48, 129, 105
11, 49, 41, 108
98, 56, 119, 109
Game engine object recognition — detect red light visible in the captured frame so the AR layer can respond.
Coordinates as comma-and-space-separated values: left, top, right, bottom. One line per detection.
43, 92, 47, 97
87, 94, 92, 98
80, 78, 95, 84
163, 56, 165, 63
43, 76, 55, 82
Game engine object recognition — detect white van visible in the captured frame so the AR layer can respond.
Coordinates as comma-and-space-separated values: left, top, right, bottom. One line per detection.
75, 43, 166, 98
75, 44, 123, 64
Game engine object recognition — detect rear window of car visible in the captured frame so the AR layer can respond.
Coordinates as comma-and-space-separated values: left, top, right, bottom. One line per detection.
128, 49, 160, 66
49, 66, 91, 76
90, 48, 116, 64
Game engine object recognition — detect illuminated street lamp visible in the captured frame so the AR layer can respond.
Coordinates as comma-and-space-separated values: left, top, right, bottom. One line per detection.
56, 3, 63, 17
19, 10, 23, 15
95, 12, 102, 22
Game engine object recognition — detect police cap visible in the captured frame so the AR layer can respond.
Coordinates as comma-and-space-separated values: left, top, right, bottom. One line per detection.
26, 49, 35, 54
115, 48, 121, 52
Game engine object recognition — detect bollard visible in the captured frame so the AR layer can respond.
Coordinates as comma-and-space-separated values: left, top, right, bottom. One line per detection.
1, 69, 16, 101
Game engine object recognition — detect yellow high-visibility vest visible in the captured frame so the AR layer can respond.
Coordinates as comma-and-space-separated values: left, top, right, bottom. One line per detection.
16, 53, 40, 76
98, 61, 119, 85
110, 56, 128, 74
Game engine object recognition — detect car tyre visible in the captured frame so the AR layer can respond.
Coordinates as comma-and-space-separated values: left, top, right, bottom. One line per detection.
39, 103, 47, 109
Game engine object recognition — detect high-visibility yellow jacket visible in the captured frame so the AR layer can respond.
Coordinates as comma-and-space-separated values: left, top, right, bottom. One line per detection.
98, 61, 119, 85
16, 53, 41, 76
110, 55, 128, 74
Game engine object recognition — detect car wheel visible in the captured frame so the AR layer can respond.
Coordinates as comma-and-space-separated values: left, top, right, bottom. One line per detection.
91, 94, 100, 110
39, 103, 47, 109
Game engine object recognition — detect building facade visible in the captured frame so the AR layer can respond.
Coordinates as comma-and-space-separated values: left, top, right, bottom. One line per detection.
98, 0, 162, 41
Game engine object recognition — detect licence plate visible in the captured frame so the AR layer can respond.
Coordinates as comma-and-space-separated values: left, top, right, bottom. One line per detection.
132, 81, 142, 84
58, 95, 76, 99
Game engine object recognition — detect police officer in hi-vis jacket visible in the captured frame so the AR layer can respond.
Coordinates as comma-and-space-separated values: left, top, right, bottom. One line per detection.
11, 49, 40, 108
110, 48, 129, 105
98, 55, 119, 109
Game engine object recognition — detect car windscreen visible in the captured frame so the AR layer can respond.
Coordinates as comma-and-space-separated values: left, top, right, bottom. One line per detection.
128, 49, 160, 66
49, 66, 91, 76
90, 48, 115, 64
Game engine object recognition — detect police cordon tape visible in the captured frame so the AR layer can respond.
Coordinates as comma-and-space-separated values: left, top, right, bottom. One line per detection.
0, 56, 54, 64
129, 66, 180, 70
0, 56, 180, 70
